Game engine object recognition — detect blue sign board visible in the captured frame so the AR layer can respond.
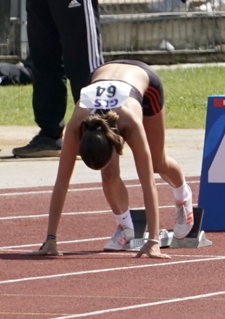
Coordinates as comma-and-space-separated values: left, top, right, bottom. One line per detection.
198, 96, 225, 231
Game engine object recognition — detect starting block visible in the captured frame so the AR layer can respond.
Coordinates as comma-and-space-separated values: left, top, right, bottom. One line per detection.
124, 209, 174, 251
170, 207, 212, 248
123, 208, 212, 251
123, 209, 148, 251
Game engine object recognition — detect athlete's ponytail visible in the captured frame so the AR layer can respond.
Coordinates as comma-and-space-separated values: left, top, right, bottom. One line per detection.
79, 111, 124, 170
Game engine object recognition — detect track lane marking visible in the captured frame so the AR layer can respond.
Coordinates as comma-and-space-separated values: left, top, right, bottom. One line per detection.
0, 204, 198, 221
0, 237, 110, 250
0, 180, 199, 197
0, 256, 224, 285
52, 290, 225, 319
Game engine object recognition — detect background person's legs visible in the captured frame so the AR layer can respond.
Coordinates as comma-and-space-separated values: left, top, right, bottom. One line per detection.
12, 0, 66, 157
28, 0, 67, 139
13, 0, 104, 157
55, 0, 104, 102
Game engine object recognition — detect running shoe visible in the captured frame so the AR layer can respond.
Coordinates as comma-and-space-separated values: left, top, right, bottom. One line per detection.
104, 225, 135, 251
173, 187, 194, 239
12, 131, 62, 158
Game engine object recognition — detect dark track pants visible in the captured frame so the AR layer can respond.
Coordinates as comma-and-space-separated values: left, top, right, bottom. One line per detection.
26, 0, 104, 138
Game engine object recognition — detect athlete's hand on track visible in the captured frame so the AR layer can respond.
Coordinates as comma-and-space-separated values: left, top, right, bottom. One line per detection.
31, 238, 60, 256
135, 241, 171, 259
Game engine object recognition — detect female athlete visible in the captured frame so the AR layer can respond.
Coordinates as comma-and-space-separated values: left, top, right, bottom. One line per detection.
36, 60, 193, 258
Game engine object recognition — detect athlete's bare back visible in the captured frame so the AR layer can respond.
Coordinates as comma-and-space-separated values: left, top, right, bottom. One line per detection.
91, 63, 149, 96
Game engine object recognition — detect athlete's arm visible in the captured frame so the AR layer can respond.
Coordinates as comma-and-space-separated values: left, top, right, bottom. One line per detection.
36, 104, 90, 255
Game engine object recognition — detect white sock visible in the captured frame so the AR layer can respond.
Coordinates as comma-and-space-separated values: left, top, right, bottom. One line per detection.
172, 178, 191, 202
113, 208, 134, 230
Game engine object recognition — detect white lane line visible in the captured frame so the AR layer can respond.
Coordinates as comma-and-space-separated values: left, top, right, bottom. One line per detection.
0, 203, 198, 221
169, 254, 225, 258
0, 256, 224, 285
0, 209, 112, 221
1, 249, 224, 260
52, 290, 225, 319
0, 237, 110, 250
0, 180, 199, 197
0, 187, 99, 197
1, 250, 225, 262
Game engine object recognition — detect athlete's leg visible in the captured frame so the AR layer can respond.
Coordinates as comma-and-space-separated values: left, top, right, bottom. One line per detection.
143, 108, 183, 188
143, 109, 194, 239
101, 150, 134, 250
101, 150, 129, 215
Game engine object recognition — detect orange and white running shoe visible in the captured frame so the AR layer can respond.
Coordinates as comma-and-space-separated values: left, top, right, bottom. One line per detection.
104, 225, 134, 251
173, 187, 194, 239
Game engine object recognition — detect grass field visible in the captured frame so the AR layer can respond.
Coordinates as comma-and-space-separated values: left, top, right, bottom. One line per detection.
1, 65, 225, 128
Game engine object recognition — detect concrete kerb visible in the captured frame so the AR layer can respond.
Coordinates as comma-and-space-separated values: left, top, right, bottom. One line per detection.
0, 125, 205, 189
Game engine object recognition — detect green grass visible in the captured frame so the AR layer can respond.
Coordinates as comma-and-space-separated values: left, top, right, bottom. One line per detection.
1, 65, 224, 128
0, 84, 75, 126
157, 65, 225, 128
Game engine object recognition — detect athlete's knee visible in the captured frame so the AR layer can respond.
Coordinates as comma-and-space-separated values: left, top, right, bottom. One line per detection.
101, 167, 120, 184
152, 157, 167, 174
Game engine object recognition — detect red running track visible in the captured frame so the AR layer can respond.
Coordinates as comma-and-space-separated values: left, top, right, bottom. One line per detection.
0, 176, 225, 319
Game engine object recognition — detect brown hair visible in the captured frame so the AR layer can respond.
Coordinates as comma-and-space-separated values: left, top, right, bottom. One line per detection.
79, 111, 124, 170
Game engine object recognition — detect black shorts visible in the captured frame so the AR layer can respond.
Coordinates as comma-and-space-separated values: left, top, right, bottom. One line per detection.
104, 60, 164, 116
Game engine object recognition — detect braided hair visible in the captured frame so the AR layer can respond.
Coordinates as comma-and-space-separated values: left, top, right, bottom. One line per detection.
79, 111, 124, 170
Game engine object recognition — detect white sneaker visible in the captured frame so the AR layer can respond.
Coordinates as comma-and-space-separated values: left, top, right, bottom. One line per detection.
173, 188, 194, 239
104, 225, 135, 251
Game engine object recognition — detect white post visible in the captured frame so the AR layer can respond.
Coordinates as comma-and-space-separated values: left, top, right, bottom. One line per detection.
20, 0, 27, 59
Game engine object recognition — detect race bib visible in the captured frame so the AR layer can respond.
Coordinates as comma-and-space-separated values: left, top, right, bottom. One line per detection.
79, 80, 132, 110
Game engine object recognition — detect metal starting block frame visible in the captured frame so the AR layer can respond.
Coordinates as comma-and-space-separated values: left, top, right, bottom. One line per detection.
170, 207, 212, 248
123, 208, 212, 251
